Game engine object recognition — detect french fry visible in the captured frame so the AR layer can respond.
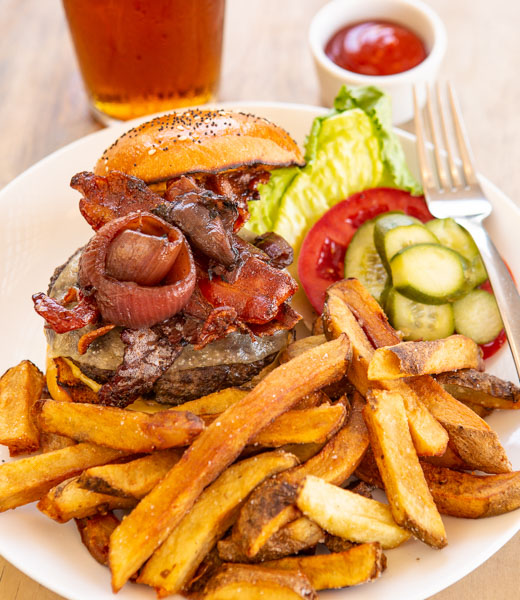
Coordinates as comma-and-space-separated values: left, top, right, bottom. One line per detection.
358, 449, 520, 519
279, 335, 327, 364
367, 335, 483, 381
38, 400, 204, 452
436, 369, 520, 410
261, 542, 386, 590
323, 279, 448, 457
0, 443, 129, 512
218, 518, 324, 563
233, 393, 369, 558
138, 450, 299, 596
76, 513, 120, 566
296, 475, 411, 549
171, 387, 249, 415
77, 450, 182, 498
292, 390, 329, 410
423, 444, 471, 470
364, 389, 447, 548
48, 356, 100, 403
38, 477, 136, 523
0, 360, 43, 456
421, 463, 520, 518
109, 335, 351, 591
409, 376, 511, 474
202, 564, 317, 600
250, 404, 346, 447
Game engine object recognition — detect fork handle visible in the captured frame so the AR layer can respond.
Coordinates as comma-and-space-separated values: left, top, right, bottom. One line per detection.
459, 217, 520, 382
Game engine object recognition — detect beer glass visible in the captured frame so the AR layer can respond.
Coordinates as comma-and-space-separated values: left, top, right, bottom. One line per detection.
62, 0, 226, 124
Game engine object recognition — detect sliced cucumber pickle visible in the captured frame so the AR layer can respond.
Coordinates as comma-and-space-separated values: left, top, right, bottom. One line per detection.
378, 224, 438, 271
390, 243, 466, 304
385, 288, 454, 341
344, 219, 388, 303
425, 218, 487, 288
453, 289, 503, 345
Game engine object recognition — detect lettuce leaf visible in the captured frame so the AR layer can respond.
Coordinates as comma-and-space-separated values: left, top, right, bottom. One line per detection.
247, 85, 422, 254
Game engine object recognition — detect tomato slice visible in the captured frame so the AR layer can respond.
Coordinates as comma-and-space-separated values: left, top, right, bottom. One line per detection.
298, 188, 432, 313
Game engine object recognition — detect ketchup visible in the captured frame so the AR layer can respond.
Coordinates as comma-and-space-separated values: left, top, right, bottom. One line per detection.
325, 20, 427, 76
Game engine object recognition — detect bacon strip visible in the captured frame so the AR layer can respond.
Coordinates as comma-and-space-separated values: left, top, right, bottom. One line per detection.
71, 171, 162, 231
32, 291, 99, 334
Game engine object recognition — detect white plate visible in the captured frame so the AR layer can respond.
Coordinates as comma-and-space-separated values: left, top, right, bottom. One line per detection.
1, 102, 519, 600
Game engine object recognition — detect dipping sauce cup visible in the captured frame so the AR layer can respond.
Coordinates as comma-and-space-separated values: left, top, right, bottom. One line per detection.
309, 0, 447, 124
62, 0, 226, 124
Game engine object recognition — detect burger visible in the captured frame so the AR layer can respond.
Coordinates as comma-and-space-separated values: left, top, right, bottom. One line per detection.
33, 110, 305, 408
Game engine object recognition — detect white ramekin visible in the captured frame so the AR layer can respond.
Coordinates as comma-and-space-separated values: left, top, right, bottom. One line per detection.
309, 0, 447, 124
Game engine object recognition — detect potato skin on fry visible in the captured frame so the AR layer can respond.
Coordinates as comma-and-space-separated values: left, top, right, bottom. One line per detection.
261, 542, 386, 590
203, 564, 317, 600
76, 513, 120, 566
421, 463, 520, 518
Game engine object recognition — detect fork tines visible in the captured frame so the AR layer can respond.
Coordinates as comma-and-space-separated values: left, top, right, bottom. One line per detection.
413, 83, 478, 194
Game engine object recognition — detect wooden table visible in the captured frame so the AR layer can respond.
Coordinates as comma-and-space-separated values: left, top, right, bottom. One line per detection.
0, 1, 519, 599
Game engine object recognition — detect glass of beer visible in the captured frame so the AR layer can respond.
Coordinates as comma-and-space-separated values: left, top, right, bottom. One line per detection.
62, 0, 226, 124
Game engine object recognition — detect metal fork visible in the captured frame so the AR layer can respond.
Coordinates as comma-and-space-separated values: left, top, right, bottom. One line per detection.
413, 83, 520, 380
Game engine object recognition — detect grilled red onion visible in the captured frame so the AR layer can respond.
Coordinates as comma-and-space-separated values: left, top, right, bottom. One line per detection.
79, 212, 195, 328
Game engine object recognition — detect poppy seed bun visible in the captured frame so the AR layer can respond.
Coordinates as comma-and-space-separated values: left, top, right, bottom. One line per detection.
94, 109, 305, 183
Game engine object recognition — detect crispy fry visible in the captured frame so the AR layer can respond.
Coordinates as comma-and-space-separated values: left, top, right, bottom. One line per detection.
296, 475, 411, 549
38, 476, 135, 522
138, 450, 299, 596
233, 392, 369, 558
250, 404, 346, 447
279, 335, 327, 364
278, 443, 326, 463
108, 335, 351, 591
423, 444, 471, 470
76, 513, 120, 566
218, 518, 324, 563
292, 390, 329, 410
421, 463, 520, 518
358, 450, 520, 519
261, 542, 386, 590
436, 369, 520, 410
47, 356, 100, 403
323, 279, 448, 457
0, 360, 43, 456
368, 335, 483, 381
203, 564, 317, 600
0, 443, 128, 512
409, 376, 511, 474
364, 389, 447, 548
172, 387, 249, 415
77, 450, 182, 498
459, 400, 493, 419
38, 400, 204, 452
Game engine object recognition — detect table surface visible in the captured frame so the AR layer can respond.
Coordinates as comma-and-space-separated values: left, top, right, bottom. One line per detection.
1, 1, 519, 599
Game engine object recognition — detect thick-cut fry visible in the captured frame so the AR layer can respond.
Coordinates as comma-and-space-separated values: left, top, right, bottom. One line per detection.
409, 376, 511, 474
78, 450, 182, 498
279, 335, 327, 364
0, 360, 43, 456
358, 450, 520, 519
0, 443, 128, 512
203, 564, 317, 600
218, 518, 324, 563
233, 393, 369, 558
261, 542, 386, 590
38, 477, 136, 522
48, 356, 100, 403
421, 463, 520, 518
39, 400, 204, 452
364, 389, 447, 548
423, 444, 470, 470
250, 404, 346, 447
76, 513, 121, 566
367, 335, 483, 381
436, 369, 520, 410
323, 280, 448, 457
109, 335, 351, 591
171, 387, 249, 415
39, 432, 76, 453
296, 475, 411, 549
138, 450, 299, 596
